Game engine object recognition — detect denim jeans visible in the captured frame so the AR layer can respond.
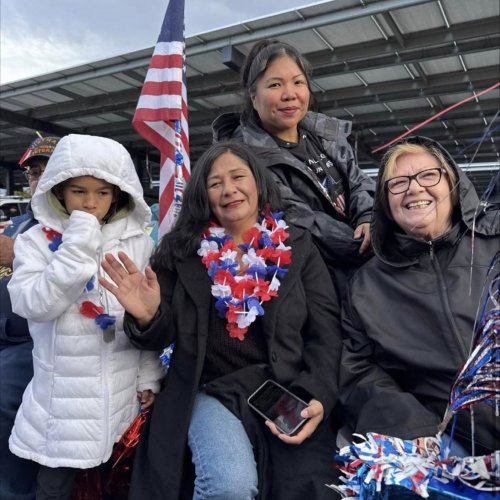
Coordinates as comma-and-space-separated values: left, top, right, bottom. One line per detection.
188, 392, 258, 500
0, 342, 38, 500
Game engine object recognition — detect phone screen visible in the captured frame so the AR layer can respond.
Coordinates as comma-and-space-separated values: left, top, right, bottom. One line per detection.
248, 380, 309, 435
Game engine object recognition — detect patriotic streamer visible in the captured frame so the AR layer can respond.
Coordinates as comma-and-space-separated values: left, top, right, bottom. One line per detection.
331, 433, 499, 499
333, 254, 499, 498
439, 251, 500, 440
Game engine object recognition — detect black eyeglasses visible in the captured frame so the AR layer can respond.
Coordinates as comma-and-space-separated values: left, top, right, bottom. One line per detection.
385, 167, 446, 194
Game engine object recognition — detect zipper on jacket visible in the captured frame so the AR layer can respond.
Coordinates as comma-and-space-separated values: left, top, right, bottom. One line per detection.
427, 240, 434, 261
98, 248, 116, 344
100, 329, 111, 459
429, 242, 468, 358
97, 248, 111, 459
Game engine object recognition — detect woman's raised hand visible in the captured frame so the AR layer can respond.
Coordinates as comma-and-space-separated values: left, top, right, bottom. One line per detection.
99, 251, 161, 327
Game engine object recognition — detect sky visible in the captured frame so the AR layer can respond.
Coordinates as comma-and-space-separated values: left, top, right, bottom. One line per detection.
0, 0, 322, 84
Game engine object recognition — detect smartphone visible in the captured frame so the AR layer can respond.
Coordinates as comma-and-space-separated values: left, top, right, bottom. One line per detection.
247, 379, 309, 436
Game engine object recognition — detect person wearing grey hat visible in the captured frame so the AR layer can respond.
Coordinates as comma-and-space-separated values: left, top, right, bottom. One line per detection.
0, 136, 59, 500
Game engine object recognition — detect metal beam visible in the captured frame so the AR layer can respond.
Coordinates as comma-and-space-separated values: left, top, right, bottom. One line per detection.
0, 108, 74, 136
2, 20, 496, 119
185, 66, 499, 126
0, 0, 433, 99
221, 45, 246, 73
381, 12, 406, 47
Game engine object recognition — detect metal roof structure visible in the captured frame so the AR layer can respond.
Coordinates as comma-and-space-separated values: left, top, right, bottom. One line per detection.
1, 0, 499, 200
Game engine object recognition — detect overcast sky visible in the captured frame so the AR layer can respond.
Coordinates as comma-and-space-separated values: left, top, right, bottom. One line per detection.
0, 0, 323, 84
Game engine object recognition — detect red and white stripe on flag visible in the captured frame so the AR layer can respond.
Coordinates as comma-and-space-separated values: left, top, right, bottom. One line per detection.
132, 0, 190, 237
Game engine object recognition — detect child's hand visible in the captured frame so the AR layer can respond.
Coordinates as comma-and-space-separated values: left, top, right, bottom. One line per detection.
99, 251, 161, 327
137, 389, 155, 410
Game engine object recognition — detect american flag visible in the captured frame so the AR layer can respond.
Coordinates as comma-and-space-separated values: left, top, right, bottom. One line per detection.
132, 0, 190, 236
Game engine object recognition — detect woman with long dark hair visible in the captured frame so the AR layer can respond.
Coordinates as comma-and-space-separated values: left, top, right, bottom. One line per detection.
100, 142, 343, 499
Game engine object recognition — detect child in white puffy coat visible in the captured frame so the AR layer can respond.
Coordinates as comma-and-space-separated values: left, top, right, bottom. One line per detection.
7, 134, 164, 499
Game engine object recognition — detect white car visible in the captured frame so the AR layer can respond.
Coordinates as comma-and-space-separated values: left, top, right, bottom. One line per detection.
0, 197, 30, 234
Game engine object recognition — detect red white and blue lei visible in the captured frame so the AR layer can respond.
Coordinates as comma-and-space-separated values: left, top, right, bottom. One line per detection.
197, 210, 292, 341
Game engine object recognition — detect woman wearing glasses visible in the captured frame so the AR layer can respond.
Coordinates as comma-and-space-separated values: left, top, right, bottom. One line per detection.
340, 136, 499, 455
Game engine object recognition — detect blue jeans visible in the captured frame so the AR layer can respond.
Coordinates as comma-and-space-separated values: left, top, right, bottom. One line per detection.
188, 392, 258, 500
0, 342, 38, 500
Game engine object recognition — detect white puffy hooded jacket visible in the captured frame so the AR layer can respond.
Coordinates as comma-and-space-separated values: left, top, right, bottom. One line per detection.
8, 134, 163, 468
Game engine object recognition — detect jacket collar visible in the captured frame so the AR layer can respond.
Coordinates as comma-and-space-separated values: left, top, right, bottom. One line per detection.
212, 111, 351, 149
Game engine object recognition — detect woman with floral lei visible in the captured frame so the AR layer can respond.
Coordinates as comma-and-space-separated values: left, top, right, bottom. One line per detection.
99, 142, 343, 499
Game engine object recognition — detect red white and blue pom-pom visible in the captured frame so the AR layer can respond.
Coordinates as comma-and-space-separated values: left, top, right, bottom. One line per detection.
330, 433, 499, 499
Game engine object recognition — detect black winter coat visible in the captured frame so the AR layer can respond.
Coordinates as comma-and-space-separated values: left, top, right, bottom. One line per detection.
0, 208, 37, 348
125, 225, 343, 499
340, 137, 499, 454
213, 112, 375, 274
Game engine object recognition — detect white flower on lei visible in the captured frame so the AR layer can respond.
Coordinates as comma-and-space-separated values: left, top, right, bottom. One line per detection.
254, 221, 267, 233
255, 218, 288, 239
236, 306, 260, 328
275, 219, 288, 230
269, 275, 281, 291
209, 227, 226, 238
275, 242, 292, 252
211, 283, 232, 297
220, 248, 238, 262
197, 240, 218, 257
242, 248, 266, 268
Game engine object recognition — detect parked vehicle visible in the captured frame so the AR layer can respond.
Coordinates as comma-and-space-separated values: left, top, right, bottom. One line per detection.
0, 196, 29, 233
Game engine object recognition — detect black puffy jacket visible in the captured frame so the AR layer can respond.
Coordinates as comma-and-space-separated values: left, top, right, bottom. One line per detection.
340, 136, 499, 454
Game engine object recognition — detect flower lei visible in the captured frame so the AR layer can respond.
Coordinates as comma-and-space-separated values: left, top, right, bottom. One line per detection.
197, 209, 291, 341
42, 227, 116, 330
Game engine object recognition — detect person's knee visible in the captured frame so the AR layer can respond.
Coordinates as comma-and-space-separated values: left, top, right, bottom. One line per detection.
189, 393, 258, 499
199, 470, 258, 500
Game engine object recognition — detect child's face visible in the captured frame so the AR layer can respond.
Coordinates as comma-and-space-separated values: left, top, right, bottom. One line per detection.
60, 176, 116, 224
